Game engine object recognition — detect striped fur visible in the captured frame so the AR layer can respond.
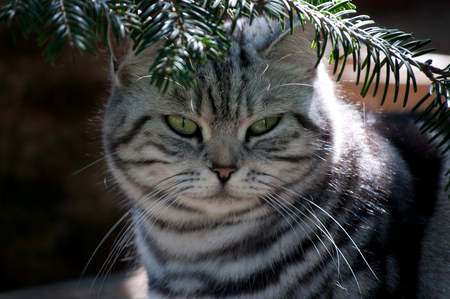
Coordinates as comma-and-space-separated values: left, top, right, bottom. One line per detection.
103, 17, 450, 298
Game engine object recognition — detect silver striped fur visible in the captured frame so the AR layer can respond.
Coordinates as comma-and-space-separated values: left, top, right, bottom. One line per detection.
102, 17, 450, 298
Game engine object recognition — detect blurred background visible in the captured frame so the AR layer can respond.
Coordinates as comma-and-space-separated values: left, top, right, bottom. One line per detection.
0, 0, 448, 297
0, 19, 127, 295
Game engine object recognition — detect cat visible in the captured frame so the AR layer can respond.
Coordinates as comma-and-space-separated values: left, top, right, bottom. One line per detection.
102, 16, 450, 298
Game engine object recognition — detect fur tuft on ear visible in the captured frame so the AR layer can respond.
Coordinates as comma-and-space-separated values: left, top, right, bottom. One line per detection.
107, 26, 134, 74
107, 27, 162, 89
228, 17, 319, 78
261, 20, 318, 74
107, 26, 138, 89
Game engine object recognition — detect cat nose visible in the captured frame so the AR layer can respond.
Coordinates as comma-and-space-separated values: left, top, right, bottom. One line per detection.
212, 167, 237, 183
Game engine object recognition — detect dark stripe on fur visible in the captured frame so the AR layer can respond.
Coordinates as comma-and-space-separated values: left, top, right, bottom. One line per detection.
239, 47, 251, 68
120, 159, 170, 166
146, 200, 270, 234
139, 140, 180, 156
146, 227, 352, 297
369, 113, 444, 297
110, 115, 152, 149
207, 86, 217, 115
110, 151, 168, 169
293, 113, 331, 140
269, 154, 313, 163
246, 94, 254, 117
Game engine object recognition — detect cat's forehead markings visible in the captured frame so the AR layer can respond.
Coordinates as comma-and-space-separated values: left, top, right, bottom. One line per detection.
194, 74, 212, 81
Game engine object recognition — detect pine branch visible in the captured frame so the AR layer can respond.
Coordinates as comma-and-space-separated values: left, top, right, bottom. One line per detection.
1, 0, 450, 183
0, 0, 44, 40
131, 0, 232, 92
0, 0, 141, 62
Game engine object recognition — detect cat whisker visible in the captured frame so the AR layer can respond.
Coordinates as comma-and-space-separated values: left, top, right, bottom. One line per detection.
100, 16, 450, 297
270, 192, 334, 257
96, 216, 136, 290
133, 181, 189, 221
270, 82, 313, 89
130, 181, 194, 240
70, 152, 116, 177
258, 178, 341, 264
299, 191, 378, 281
94, 191, 185, 292
258, 175, 373, 294
265, 82, 312, 92
260, 182, 357, 292
137, 74, 185, 89
89, 178, 189, 291
264, 174, 375, 271
263, 184, 349, 279
153, 172, 200, 189
275, 53, 294, 62
81, 210, 132, 289
260, 63, 269, 77
145, 188, 189, 232
271, 191, 356, 290
280, 188, 377, 294
263, 194, 323, 258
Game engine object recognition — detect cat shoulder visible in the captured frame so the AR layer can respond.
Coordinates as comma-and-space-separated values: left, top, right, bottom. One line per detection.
368, 112, 450, 296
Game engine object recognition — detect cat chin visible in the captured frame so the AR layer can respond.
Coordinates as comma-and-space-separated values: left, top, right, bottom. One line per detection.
177, 194, 264, 219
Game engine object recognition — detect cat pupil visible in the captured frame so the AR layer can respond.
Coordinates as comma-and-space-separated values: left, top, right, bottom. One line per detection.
167, 115, 198, 136
249, 116, 279, 135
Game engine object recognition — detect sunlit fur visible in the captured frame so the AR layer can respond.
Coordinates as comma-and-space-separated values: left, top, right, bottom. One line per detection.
102, 17, 450, 298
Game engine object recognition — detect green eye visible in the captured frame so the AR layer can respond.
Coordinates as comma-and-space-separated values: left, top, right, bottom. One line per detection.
167, 115, 198, 136
249, 116, 280, 135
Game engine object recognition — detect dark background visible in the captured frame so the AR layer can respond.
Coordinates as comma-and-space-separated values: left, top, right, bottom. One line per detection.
0, 0, 449, 292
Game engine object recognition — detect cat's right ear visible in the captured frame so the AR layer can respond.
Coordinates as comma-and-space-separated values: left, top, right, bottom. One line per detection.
107, 26, 134, 75
107, 27, 163, 89
107, 27, 146, 89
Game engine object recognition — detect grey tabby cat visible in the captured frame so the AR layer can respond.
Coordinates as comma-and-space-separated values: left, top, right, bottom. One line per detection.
103, 17, 450, 298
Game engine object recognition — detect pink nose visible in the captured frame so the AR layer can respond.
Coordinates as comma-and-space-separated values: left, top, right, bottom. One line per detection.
213, 168, 236, 181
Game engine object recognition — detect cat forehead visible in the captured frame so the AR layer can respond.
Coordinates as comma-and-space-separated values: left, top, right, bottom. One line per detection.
162, 65, 311, 125
157, 39, 316, 122
113, 18, 318, 122
120, 17, 316, 82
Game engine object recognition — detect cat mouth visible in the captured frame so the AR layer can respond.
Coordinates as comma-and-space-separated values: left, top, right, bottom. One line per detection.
212, 193, 238, 202
188, 191, 263, 219
213, 185, 252, 200
194, 188, 249, 203
195, 188, 237, 202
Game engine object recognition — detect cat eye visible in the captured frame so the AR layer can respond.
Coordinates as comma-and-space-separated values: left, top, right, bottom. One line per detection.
249, 116, 280, 135
167, 115, 199, 136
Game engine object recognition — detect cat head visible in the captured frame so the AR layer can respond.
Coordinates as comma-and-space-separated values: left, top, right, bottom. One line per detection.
103, 17, 337, 221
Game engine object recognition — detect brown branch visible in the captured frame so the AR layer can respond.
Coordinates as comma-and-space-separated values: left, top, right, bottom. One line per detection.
417, 59, 450, 85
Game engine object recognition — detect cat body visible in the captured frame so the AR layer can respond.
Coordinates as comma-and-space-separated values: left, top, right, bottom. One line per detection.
103, 17, 450, 298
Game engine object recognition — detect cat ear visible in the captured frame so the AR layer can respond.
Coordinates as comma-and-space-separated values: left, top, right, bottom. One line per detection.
107, 27, 134, 74
107, 27, 138, 88
107, 27, 162, 88
258, 19, 319, 73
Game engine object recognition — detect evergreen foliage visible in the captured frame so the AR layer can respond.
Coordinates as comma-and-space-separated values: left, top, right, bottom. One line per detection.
1, 0, 450, 180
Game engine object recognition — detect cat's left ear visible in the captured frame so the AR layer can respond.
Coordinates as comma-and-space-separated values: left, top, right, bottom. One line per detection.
259, 19, 318, 72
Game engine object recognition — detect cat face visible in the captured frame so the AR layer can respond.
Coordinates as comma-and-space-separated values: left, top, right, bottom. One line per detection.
103, 19, 335, 220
